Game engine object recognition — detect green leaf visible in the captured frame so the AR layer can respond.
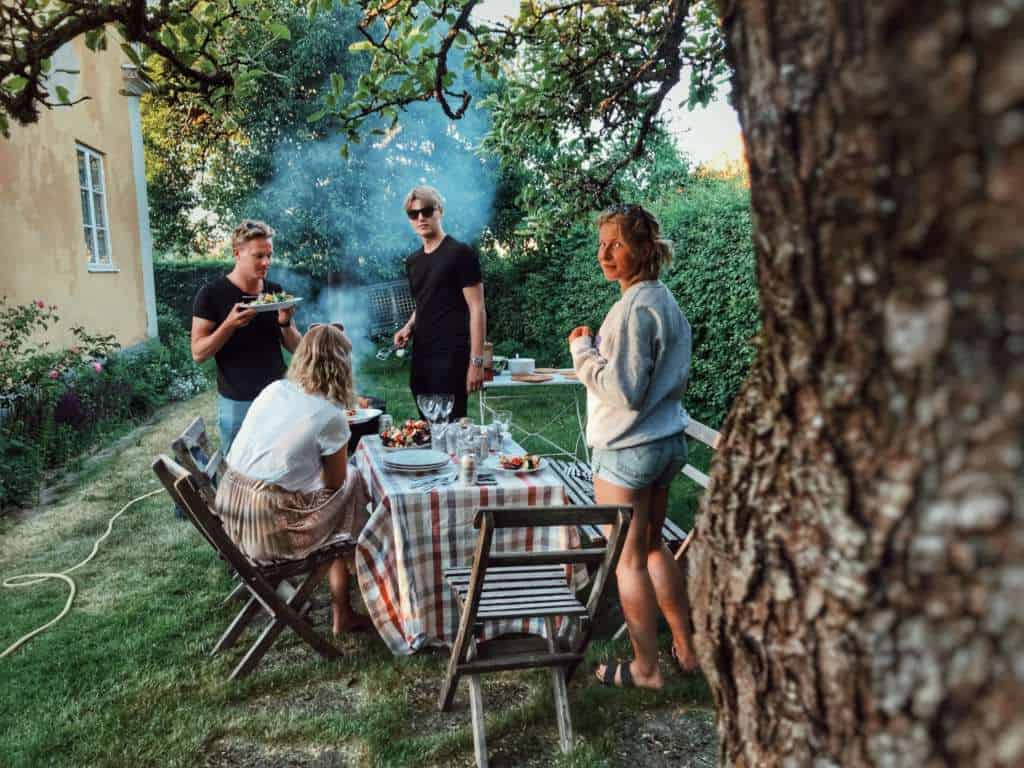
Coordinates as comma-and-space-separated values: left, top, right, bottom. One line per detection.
339, 144, 349, 160
269, 22, 291, 40
55, 85, 69, 103
348, 40, 374, 53
120, 43, 143, 68
307, 108, 328, 123
5, 76, 28, 93
330, 72, 345, 94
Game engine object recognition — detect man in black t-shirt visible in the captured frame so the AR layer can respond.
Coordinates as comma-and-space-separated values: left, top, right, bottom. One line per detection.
191, 219, 301, 453
393, 186, 487, 420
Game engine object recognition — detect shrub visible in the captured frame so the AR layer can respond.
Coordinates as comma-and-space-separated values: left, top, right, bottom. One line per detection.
0, 299, 210, 511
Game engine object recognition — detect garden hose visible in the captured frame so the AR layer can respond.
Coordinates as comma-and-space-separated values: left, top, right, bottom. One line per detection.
1, 487, 163, 658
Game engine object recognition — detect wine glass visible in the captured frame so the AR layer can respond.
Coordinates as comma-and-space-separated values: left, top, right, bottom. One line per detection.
417, 394, 448, 447
416, 394, 440, 423
437, 394, 455, 423
493, 410, 512, 449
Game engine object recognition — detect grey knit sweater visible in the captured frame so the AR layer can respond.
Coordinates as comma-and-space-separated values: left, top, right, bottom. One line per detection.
570, 280, 691, 449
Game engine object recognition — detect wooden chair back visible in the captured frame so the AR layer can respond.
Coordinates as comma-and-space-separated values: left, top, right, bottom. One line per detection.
439, 504, 631, 765
171, 416, 222, 504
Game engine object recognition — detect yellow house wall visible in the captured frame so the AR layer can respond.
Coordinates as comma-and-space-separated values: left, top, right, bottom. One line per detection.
0, 39, 151, 352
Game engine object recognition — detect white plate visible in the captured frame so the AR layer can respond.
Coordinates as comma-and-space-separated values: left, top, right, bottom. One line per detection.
383, 449, 451, 471
247, 297, 303, 313
483, 455, 546, 474
346, 407, 382, 425
382, 442, 431, 451
385, 462, 451, 474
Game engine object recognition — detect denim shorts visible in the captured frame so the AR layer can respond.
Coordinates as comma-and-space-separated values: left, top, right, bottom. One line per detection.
591, 433, 688, 490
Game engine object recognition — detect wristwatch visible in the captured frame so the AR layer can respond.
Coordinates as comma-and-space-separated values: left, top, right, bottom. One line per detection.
470, 356, 484, 368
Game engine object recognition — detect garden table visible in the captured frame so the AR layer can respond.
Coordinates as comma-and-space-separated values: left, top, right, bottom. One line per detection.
478, 371, 589, 462
354, 435, 583, 656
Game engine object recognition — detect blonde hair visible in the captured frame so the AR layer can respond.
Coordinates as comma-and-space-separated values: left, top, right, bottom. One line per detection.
403, 185, 444, 212
287, 325, 356, 407
597, 204, 672, 280
231, 219, 276, 250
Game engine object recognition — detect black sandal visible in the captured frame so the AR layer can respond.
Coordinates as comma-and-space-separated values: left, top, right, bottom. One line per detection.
596, 661, 635, 688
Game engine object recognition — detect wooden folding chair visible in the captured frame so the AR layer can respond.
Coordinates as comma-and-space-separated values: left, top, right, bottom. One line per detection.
171, 416, 222, 505
152, 455, 351, 680
439, 505, 631, 767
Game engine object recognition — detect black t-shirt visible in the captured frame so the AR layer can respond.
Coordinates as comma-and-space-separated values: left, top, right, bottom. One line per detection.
406, 236, 481, 351
192, 276, 287, 401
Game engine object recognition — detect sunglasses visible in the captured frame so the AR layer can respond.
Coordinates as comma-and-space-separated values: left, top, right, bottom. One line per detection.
406, 205, 436, 220
604, 203, 639, 215
309, 322, 345, 332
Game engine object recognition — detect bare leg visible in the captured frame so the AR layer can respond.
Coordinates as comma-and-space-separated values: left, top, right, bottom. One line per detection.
646, 487, 699, 670
328, 558, 371, 635
593, 477, 664, 690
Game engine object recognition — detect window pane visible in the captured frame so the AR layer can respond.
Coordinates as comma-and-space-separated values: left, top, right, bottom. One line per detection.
89, 156, 102, 191
92, 192, 105, 227
96, 229, 108, 260
77, 151, 88, 187
80, 188, 93, 226
84, 227, 95, 262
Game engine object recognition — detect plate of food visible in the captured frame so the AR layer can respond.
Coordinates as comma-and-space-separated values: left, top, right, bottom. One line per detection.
244, 291, 303, 312
484, 453, 545, 473
381, 419, 431, 449
346, 407, 382, 425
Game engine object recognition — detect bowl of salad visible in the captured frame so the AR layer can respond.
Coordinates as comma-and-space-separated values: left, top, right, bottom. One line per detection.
381, 419, 431, 449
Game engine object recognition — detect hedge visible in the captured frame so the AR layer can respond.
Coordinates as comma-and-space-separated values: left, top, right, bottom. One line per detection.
482, 175, 759, 428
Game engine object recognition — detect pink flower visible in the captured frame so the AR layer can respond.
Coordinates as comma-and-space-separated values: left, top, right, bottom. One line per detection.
92, 361, 103, 373
35, 299, 45, 309
48, 369, 59, 380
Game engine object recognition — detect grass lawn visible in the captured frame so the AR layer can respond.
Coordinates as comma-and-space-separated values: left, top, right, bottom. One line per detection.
0, 356, 715, 768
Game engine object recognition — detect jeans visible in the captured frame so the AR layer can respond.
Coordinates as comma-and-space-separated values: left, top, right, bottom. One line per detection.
591, 433, 688, 490
217, 395, 254, 458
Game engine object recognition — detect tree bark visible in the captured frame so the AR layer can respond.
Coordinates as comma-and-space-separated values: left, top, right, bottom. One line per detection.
689, 2, 1024, 766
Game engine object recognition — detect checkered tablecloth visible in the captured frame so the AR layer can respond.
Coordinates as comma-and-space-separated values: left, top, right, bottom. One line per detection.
354, 435, 581, 655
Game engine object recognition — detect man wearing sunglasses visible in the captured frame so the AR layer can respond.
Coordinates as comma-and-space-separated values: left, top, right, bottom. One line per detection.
393, 185, 487, 419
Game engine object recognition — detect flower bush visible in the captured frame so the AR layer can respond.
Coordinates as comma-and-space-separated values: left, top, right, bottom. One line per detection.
0, 299, 211, 510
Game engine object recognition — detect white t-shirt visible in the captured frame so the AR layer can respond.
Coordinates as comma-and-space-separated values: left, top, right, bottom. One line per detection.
226, 379, 351, 493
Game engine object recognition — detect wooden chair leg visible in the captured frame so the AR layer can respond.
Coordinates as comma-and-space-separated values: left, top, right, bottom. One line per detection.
466, 638, 488, 768
223, 580, 248, 605
468, 674, 488, 768
214, 594, 262, 655
229, 564, 336, 680
546, 617, 573, 753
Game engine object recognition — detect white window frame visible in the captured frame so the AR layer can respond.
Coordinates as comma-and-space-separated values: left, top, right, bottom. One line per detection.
77, 143, 116, 272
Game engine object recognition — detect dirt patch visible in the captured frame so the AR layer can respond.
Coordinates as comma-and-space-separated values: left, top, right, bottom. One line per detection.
610, 707, 718, 767
204, 738, 364, 768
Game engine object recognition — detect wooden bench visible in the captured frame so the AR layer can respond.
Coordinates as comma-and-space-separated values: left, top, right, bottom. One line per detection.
548, 416, 721, 558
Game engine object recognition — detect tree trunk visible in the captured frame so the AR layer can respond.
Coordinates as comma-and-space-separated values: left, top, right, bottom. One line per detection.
689, 3, 1024, 766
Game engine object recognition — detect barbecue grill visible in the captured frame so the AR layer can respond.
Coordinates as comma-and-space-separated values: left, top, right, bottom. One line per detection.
366, 279, 415, 341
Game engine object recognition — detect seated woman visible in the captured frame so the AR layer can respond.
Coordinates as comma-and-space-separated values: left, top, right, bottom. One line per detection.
215, 322, 372, 635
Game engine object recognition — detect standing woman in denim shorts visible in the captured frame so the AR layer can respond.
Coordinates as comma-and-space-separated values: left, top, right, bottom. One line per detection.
568, 204, 699, 689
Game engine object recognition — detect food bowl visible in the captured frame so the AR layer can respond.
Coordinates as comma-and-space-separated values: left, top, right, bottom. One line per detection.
507, 357, 535, 375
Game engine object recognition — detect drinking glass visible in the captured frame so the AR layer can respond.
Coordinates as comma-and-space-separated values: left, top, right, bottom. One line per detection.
379, 414, 393, 436
493, 411, 512, 449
